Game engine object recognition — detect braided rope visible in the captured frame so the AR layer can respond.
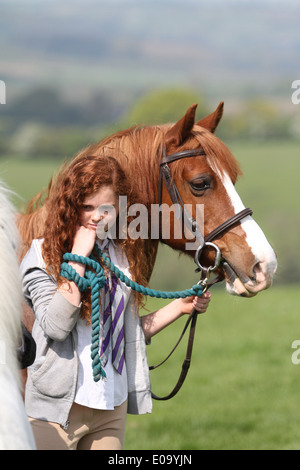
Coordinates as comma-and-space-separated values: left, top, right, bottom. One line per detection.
60, 245, 203, 382
60, 255, 107, 382
93, 244, 203, 299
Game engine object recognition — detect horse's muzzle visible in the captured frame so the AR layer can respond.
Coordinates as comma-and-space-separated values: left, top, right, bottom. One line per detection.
222, 257, 277, 297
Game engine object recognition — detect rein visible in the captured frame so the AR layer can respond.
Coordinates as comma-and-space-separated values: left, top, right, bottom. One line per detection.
152, 145, 253, 400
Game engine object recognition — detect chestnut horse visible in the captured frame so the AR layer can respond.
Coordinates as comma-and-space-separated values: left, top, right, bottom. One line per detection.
18, 103, 277, 334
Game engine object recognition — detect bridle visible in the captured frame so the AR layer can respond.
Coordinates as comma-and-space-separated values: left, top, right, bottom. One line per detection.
151, 145, 252, 401
158, 145, 253, 274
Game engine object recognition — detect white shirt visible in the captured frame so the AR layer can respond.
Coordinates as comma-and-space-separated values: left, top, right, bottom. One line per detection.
74, 239, 131, 410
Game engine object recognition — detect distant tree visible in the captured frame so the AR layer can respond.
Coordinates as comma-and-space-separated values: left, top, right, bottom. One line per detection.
5, 87, 122, 128
82, 92, 122, 125
125, 88, 207, 126
10, 123, 96, 159
6, 88, 86, 126
219, 99, 291, 141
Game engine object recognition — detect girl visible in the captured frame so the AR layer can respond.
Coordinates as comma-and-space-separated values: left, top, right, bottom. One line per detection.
20, 155, 211, 450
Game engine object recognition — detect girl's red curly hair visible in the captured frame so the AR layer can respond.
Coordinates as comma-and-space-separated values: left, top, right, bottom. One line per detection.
41, 154, 149, 320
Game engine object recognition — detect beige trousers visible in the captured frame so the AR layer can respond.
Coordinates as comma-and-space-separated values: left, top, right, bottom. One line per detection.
29, 401, 127, 450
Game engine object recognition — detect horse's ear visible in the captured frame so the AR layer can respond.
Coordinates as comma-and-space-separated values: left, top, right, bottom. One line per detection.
165, 104, 198, 148
196, 101, 224, 133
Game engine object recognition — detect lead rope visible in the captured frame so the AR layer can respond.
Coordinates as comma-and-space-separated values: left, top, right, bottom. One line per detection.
60, 244, 204, 383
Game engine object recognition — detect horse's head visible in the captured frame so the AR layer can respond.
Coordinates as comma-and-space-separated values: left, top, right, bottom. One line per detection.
160, 103, 277, 297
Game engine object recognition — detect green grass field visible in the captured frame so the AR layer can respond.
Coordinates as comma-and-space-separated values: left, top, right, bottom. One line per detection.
0, 140, 299, 449
126, 286, 300, 450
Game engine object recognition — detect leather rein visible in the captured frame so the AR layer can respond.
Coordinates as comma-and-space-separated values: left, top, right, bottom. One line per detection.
151, 145, 252, 400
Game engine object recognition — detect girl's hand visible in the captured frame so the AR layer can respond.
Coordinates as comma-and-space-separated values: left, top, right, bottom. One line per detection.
71, 225, 96, 258
142, 291, 212, 341
179, 291, 211, 315
59, 225, 96, 306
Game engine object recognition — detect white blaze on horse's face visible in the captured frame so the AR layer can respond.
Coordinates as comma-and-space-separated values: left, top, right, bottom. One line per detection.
218, 171, 277, 297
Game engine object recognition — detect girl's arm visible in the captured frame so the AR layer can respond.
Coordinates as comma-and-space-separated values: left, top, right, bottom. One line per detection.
58, 225, 96, 306
141, 291, 211, 342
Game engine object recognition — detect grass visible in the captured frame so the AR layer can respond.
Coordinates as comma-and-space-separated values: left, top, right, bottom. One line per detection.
125, 285, 300, 450
0, 157, 59, 207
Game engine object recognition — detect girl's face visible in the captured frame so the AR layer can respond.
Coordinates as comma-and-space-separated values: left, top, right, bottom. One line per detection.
79, 186, 119, 238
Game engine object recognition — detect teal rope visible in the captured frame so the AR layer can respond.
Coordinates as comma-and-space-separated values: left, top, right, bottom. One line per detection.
60, 245, 203, 382
60, 255, 107, 382
93, 244, 203, 299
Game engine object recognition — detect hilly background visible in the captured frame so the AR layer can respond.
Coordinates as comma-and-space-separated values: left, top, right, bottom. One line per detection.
1, 0, 299, 105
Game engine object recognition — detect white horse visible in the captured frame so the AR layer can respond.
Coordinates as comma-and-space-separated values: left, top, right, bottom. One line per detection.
0, 182, 36, 450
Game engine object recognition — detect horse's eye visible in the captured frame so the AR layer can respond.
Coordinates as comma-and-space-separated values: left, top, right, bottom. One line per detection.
190, 178, 210, 193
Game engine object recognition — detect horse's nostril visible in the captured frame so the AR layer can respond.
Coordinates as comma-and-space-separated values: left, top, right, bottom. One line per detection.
251, 262, 264, 282
249, 262, 258, 281
254, 262, 263, 272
